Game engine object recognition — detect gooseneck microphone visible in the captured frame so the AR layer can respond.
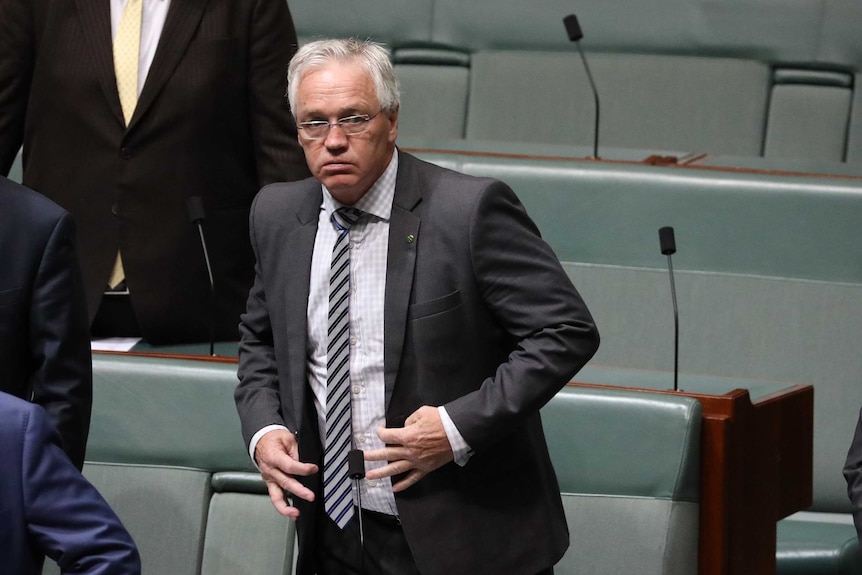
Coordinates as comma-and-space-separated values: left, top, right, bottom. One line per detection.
659, 227, 679, 391
563, 14, 601, 160
185, 196, 216, 356
348, 449, 366, 574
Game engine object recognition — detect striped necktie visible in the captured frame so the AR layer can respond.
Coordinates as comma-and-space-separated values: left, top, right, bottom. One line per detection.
324, 206, 363, 529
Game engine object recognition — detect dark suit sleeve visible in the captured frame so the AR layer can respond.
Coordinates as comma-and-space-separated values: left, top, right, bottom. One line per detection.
0, 0, 34, 174
443, 181, 600, 452
235, 191, 290, 447
29, 211, 93, 470
247, 0, 310, 185
21, 402, 141, 574
844, 407, 862, 542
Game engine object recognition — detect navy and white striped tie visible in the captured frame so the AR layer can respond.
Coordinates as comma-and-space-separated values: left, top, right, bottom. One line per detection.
324, 206, 363, 529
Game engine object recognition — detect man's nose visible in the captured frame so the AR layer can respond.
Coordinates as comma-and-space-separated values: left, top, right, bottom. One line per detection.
324, 124, 349, 148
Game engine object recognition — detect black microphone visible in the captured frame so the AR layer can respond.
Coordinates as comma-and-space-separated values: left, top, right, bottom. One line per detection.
348, 449, 366, 571
658, 227, 679, 391
185, 196, 216, 356
563, 14, 601, 160
348, 449, 365, 479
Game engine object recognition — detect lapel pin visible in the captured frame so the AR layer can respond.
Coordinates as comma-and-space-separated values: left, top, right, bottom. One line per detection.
406, 234, 415, 243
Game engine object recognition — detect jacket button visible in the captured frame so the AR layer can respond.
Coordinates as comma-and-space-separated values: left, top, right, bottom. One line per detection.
120, 147, 133, 159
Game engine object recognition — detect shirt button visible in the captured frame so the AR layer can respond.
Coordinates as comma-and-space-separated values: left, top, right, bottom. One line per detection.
350, 336, 357, 346
352, 385, 361, 394
367, 479, 378, 487
357, 434, 367, 444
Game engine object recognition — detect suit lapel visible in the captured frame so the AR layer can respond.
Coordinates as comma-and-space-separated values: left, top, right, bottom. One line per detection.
284, 188, 321, 433
75, 0, 124, 125
384, 152, 422, 411
129, 0, 210, 129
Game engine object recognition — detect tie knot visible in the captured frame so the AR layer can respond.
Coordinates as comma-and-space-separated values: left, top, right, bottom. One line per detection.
331, 207, 363, 232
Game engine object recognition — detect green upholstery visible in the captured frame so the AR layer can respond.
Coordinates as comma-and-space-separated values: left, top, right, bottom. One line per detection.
466, 51, 770, 155
83, 465, 212, 575
410, 150, 862, 283
85, 355, 251, 471
542, 386, 701, 575
776, 514, 861, 575
395, 62, 469, 140
50, 355, 295, 575
291, 0, 434, 46
203, 473, 296, 575
764, 74, 853, 162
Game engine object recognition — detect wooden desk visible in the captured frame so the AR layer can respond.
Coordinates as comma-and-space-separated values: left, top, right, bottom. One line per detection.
568, 375, 813, 575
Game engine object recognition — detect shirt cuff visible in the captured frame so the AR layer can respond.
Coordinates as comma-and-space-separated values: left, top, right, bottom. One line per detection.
249, 424, 289, 469
438, 406, 473, 466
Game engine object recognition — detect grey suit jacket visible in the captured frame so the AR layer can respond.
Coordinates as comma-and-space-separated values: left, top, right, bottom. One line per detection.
845, 407, 862, 542
236, 151, 600, 575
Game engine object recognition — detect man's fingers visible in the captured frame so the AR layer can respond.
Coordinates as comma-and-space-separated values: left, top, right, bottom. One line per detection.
374, 424, 405, 445
364, 458, 414, 480
266, 481, 300, 520
363, 445, 410, 462
391, 470, 426, 493
255, 429, 318, 511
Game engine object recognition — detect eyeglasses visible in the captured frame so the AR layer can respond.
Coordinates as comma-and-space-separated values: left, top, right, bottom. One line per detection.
297, 111, 381, 140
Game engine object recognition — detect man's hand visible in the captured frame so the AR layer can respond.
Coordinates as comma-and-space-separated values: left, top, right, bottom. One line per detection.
364, 406, 455, 492
255, 428, 318, 520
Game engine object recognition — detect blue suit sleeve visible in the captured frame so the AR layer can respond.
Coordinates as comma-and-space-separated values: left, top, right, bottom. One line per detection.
22, 404, 141, 575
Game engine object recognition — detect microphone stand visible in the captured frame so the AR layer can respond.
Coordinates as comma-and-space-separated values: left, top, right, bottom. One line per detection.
348, 449, 366, 575
659, 227, 679, 391
185, 196, 216, 356
563, 14, 601, 159
576, 41, 600, 160
195, 223, 216, 357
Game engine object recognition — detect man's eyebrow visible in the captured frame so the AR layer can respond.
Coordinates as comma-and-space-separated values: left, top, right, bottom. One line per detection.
298, 107, 367, 121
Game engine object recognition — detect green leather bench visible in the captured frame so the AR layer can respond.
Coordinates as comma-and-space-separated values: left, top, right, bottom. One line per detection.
542, 386, 701, 575
42, 354, 295, 575
43, 354, 703, 574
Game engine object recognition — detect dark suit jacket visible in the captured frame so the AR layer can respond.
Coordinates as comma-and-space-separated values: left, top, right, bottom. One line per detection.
0, 0, 310, 343
0, 391, 140, 575
845, 407, 862, 542
0, 177, 92, 470
236, 151, 600, 575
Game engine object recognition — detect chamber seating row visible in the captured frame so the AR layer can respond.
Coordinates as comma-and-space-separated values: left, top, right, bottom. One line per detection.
408, 147, 862, 574
43, 353, 702, 575
290, 0, 862, 166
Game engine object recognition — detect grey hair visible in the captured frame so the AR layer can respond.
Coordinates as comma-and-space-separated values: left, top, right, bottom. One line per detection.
286, 38, 401, 118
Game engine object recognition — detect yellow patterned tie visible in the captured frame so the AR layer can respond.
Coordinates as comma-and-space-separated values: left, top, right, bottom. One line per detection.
110, 0, 142, 288
113, 0, 142, 126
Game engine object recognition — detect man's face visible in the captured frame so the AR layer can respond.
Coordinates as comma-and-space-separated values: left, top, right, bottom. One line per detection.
295, 61, 398, 206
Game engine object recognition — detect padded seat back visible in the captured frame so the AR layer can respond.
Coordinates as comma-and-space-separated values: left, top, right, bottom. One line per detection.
466, 51, 770, 155
63, 355, 257, 575
394, 48, 471, 140
542, 386, 702, 575
202, 472, 296, 575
